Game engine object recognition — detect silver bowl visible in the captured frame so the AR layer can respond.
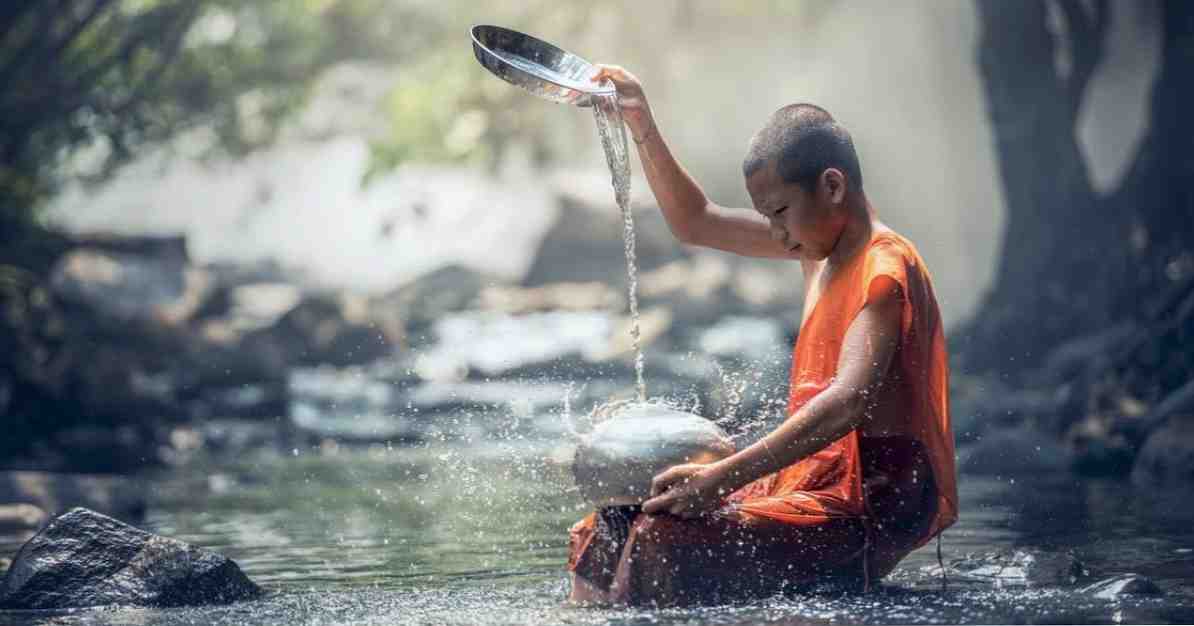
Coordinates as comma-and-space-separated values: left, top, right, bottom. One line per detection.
573, 404, 736, 507
470, 24, 615, 107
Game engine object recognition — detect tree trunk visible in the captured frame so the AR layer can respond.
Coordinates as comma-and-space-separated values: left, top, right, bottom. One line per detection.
963, 0, 1192, 377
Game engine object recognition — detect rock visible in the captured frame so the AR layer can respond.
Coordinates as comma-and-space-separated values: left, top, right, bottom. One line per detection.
1041, 322, 1140, 384
0, 508, 261, 609
950, 549, 1087, 586
524, 172, 685, 287
50, 249, 210, 326
1066, 413, 1138, 477
259, 291, 395, 367
0, 472, 147, 523
1131, 418, 1194, 486
0, 504, 47, 533
385, 265, 494, 341
958, 427, 1069, 475
69, 232, 189, 262
1080, 574, 1163, 599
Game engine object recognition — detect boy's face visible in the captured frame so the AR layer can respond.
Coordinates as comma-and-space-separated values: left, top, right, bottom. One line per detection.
745, 160, 847, 262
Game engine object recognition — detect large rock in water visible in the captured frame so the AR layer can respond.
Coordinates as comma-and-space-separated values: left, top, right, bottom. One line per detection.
0, 508, 261, 609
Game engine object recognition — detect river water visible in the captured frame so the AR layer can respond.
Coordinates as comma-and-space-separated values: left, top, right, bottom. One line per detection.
2, 435, 1193, 625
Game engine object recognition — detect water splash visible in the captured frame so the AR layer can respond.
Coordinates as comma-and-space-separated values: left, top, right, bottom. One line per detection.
591, 93, 645, 403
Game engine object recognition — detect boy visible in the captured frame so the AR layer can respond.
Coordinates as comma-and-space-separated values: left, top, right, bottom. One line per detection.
567, 65, 958, 606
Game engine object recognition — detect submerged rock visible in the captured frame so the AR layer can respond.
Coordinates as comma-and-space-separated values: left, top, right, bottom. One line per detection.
950, 549, 1087, 586
0, 508, 262, 609
1131, 418, 1194, 486
50, 248, 209, 327
1080, 573, 1163, 599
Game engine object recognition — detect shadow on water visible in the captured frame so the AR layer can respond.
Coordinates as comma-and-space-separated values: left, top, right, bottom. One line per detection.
2, 437, 1192, 625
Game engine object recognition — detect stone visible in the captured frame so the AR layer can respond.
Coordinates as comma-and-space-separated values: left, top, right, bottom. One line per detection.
0, 508, 261, 609
49, 249, 210, 326
0, 472, 147, 523
524, 171, 684, 287
260, 291, 395, 367
950, 549, 1087, 586
384, 265, 494, 341
1131, 418, 1194, 486
1080, 574, 1163, 599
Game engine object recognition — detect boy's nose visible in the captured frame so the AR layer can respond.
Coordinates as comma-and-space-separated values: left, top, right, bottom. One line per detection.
770, 225, 787, 242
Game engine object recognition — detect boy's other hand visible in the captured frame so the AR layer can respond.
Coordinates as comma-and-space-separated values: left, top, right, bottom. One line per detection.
591, 64, 654, 141
642, 462, 728, 519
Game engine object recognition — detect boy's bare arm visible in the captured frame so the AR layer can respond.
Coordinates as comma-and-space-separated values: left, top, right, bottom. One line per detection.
643, 276, 903, 517
593, 65, 800, 260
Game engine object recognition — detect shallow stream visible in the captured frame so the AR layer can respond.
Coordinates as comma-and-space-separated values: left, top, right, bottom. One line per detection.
2, 435, 1193, 625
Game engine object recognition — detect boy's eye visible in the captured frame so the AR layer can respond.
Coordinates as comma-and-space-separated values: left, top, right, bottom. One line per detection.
774, 206, 788, 215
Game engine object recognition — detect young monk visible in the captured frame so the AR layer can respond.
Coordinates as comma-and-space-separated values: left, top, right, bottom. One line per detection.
566, 66, 958, 606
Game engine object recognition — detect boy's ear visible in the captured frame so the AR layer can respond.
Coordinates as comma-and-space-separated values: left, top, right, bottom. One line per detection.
820, 168, 847, 204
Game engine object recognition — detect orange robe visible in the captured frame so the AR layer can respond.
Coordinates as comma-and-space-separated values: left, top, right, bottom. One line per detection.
567, 230, 958, 606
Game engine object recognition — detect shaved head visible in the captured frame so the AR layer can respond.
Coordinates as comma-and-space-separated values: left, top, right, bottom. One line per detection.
743, 104, 863, 193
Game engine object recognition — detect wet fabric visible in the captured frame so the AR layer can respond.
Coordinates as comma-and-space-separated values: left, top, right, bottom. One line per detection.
567, 230, 957, 606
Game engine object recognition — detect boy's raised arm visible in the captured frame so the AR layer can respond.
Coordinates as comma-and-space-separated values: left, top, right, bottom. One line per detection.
593, 65, 800, 260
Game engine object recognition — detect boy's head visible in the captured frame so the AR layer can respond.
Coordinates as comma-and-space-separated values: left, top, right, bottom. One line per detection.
742, 104, 864, 261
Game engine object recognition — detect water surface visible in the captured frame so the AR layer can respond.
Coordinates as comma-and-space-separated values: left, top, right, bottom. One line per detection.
2, 439, 1192, 625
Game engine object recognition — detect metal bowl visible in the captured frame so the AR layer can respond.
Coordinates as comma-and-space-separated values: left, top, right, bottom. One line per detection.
470, 24, 615, 107
573, 404, 736, 508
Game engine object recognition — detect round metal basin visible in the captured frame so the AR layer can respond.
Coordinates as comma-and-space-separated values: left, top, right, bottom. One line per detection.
470, 24, 615, 107
573, 404, 735, 507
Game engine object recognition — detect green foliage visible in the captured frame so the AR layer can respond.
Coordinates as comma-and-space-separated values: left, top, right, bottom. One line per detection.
0, 0, 400, 228
0, 0, 610, 227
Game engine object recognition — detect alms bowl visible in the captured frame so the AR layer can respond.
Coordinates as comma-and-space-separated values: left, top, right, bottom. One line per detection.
572, 404, 735, 507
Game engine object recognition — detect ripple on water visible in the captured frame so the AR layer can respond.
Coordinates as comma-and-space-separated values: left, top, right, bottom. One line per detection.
2, 445, 1193, 625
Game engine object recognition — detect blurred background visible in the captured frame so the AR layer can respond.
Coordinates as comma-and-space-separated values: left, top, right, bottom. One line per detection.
1, 1, 1192, 622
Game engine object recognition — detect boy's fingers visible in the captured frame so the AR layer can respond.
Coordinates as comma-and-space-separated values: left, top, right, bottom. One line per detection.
641, 492, 671, 514
650, 466, 684, 496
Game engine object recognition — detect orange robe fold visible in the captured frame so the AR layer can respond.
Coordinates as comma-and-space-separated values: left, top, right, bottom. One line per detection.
568, 230, 958, 606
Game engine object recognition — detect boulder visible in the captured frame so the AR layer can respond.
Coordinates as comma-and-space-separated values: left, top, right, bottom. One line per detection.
525, 171, 685, 287
1079, 574, 1163, 599
385, 265, 494, 341
1131, 418, 1194, 486
949, 549, 1087, 587
50, 248, 210, 327
257, 291, 396, 367
0, 472, 147, 523
69, 232, 189, 262
0, 508, 261, 609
